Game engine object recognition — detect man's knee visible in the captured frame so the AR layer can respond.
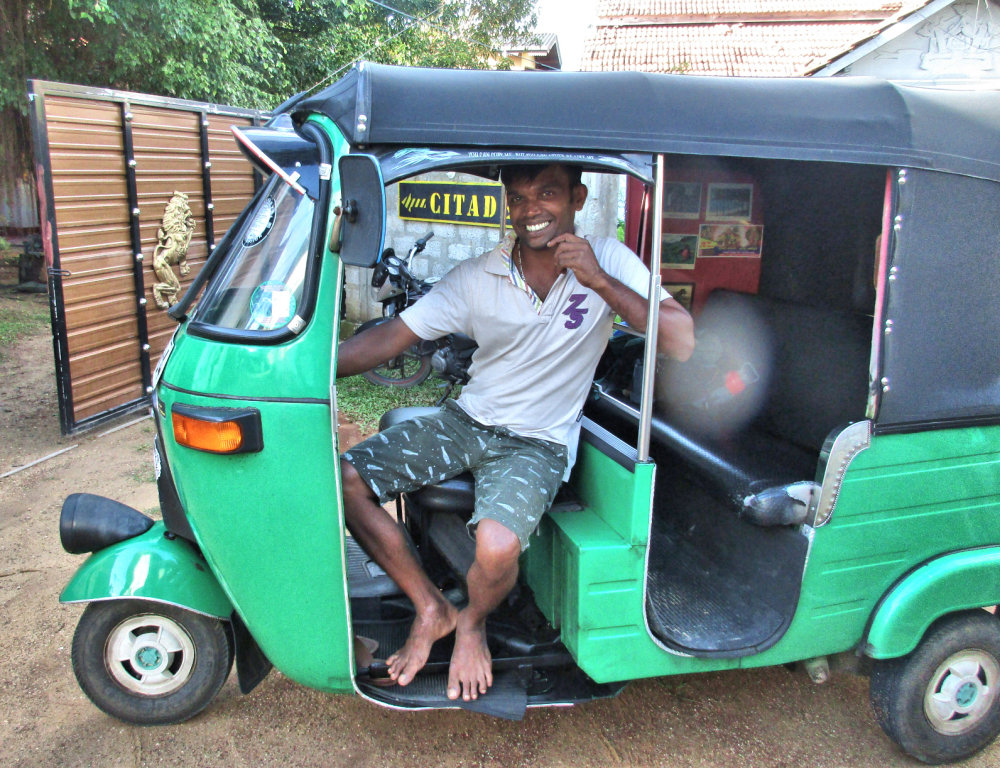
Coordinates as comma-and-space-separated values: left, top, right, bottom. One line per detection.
474, 519, 522, 572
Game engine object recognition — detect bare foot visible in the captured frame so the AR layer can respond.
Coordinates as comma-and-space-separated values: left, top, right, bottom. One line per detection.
447, 613, 492, 701
386, 598, 457, 686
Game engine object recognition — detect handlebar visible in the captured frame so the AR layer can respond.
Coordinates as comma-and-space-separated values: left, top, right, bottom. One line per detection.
414, 231, 434, 251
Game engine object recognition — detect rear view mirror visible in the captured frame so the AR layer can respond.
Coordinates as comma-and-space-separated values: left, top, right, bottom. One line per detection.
336, 154, 386, 267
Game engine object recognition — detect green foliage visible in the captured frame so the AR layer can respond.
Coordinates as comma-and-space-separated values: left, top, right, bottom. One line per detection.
336, 375, 457, 433
1, 0, 535, 206
0, 294, 49, 361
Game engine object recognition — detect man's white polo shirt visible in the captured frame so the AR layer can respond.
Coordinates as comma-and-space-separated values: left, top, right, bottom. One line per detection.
400, 233, 665, 470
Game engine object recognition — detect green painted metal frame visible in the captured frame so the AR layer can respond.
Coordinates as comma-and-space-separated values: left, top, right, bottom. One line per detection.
59, 522, 234, 618
866, 547, 1000, 659
151, 117, 357, 692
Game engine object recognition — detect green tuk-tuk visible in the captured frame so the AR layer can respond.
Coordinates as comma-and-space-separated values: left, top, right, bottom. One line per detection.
58, 64, 1000, 764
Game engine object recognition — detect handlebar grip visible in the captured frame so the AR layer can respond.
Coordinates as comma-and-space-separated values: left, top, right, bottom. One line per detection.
416, 231, 435, 249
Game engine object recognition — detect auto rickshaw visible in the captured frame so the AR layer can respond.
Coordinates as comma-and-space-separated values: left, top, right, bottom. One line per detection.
57, 63, 1000, 764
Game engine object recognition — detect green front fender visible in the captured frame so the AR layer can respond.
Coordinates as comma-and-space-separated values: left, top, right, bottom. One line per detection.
866, 547, 1000, 659
60, 521, 233, 619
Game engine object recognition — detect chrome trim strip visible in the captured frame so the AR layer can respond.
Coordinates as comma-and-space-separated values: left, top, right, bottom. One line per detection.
811, 420, 872, 527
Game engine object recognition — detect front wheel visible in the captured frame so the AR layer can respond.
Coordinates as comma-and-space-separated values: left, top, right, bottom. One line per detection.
870, 610, 1000, 764
361, 352, 432, 388
71, 599, 233, 725
353, 317, 433, 389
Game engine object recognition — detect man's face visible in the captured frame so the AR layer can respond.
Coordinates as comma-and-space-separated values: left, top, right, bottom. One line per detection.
505, 165, 587, 252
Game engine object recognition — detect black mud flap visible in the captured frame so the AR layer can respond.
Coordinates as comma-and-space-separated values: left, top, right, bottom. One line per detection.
231, 611, 273, 694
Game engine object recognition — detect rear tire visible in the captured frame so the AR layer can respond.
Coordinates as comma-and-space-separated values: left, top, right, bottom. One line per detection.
869, 610, 1000, 764
71, 600, 233, 725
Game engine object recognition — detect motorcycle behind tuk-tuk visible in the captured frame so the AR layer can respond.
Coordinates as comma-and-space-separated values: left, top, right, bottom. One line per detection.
57, 64, 1000, 764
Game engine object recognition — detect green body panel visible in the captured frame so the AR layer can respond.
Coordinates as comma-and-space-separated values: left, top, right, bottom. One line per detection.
525, 441, 740, 682
156, 119, 355, 691
59, 522, 233, 618
866, 547, 1000, 659
527, 425, 1000, 682
740, 425, 1000, 670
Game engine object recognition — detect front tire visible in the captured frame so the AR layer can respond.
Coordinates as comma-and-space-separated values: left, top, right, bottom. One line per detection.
870, 610, 1000, 764
361, 352, 432, 388
71, 600, 233, 725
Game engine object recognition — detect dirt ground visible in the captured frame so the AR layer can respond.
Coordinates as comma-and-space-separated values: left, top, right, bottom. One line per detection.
1, 279, 998, 768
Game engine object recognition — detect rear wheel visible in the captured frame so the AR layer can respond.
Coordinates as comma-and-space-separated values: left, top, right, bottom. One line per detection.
72, 600, 233, 725
870, 610, 1000, 764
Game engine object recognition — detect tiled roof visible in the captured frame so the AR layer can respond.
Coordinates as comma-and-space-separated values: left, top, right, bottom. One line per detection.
582, 21, 885, 75
597, 1, 909, 17
504, 32, 559, 55
583, 0, 935, 76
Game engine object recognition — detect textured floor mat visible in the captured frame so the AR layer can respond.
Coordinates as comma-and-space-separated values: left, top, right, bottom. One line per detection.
645, 536, 785, 654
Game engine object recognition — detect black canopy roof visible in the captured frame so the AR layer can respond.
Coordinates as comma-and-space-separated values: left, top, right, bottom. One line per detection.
296, 62, 1000, 182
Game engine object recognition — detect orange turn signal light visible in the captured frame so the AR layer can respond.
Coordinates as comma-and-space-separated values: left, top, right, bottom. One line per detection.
171, 404, 263, 454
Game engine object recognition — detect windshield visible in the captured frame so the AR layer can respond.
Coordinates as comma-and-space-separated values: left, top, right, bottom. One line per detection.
194, 177, 315, 332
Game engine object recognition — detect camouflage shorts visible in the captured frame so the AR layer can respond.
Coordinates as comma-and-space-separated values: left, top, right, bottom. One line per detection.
342, 401, 567, 550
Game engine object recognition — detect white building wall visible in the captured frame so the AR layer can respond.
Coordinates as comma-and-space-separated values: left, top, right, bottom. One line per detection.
838, 0, 1000, 86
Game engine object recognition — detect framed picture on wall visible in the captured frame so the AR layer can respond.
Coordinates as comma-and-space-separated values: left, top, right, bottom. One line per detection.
661, 233, 699, 269
699, 223, 764, 258
706, 183, 753, 220
664, 283, 694, 312
662, 182, 702, 218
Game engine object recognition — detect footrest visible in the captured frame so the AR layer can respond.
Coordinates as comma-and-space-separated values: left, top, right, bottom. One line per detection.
358, 669, 528, 720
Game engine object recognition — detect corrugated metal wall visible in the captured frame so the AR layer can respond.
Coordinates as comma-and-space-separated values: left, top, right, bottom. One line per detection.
29, 81, 266, 433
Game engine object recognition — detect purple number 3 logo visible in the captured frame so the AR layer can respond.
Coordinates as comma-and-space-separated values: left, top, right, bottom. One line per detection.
563, 294, 589, 329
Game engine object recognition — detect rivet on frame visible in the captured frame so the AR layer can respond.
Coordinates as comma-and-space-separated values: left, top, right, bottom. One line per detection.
132, 207, 140, 216
138, 297, 147, 306
142, 343, 151, 352
135, 253, 143, 262
884, 319, 893, 335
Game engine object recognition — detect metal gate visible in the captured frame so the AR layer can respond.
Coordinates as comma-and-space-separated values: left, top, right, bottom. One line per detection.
28, 80, 267, 433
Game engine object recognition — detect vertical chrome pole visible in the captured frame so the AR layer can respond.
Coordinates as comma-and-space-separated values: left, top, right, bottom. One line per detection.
637, 155, 665, 463
499, 184, 507, 242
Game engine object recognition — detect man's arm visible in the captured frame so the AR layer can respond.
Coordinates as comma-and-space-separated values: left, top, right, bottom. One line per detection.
550, 233, 695, 361
337, 317, 423, 379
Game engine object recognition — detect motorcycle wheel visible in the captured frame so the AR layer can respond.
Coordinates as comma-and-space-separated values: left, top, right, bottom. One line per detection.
71, 599, 233, 725
361, 352, 432, 388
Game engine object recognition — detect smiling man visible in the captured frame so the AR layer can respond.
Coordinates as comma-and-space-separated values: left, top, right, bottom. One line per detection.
337, 163, 694, 703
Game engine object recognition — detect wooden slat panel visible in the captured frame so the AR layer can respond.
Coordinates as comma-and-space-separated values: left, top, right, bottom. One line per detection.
67, 337, 139, 378
71, 362, 144, 420
40, 87, 262, 429
64, 294, 138, 330
67, 315, 140, 355
62, 272, 136, 304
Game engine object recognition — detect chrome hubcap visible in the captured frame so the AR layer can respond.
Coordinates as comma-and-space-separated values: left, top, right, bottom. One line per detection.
924, 649, 1000, 735
105, 614, 196, 696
